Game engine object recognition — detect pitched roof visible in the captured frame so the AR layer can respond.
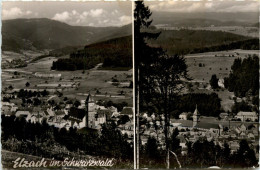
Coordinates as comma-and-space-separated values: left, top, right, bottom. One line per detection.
67, 108, 86, 121
121, 107, 133, 115
237, 112, 257, 116
196, 122, 219, 129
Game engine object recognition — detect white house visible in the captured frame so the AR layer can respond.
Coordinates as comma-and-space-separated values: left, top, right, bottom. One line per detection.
218, 78, 225, 88
235, 111, 258, 122
15, 111, 30, 118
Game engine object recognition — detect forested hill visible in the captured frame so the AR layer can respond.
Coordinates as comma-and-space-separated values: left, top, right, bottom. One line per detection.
2, 18, 131, 52
52, 36, 132, 71
147, 29, 258, 55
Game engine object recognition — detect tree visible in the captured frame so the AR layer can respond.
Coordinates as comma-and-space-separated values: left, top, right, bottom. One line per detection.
232, 139, 258, 167
170, 128, 181, 153
145, 137, 160, 160
73, 100, 81, 108
134, 2, 160, 168
8, 85, 13, 90
99, 122, 133, 159
134, 1, 189, 168
223, 142, 231, 166
117, 115, 130, 125
25, 82, 30, 87
210, 74, 219, 89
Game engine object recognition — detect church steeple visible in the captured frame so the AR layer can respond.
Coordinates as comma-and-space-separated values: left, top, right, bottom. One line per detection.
193, 104, 200, 127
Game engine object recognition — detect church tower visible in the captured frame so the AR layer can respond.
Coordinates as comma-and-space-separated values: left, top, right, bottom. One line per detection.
85, 93, 96, 128
193, 105, 200, 127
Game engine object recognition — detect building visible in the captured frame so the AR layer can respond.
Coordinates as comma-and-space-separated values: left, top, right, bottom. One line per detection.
35, 72, 61, 78
121, 107, 133, 118
179, 112, 192, 120
218, 78, 225, 88
193, 105, 200, 127
15, 111, 30, 118
235, 111, 258, 122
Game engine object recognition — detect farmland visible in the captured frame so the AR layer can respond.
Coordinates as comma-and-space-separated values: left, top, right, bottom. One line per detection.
155, 26, 259, 38
184, 49, 259, 111
2, 53, 133, 106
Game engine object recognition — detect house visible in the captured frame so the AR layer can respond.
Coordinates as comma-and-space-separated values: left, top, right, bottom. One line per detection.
27, 114, 44, 124
121, 107, 133, 118
123, 120, 133, 131
235, 124, 247, 134
218, 78, 225, 88
64, 108, 86, 129
90, 109, 107, 129
248, 133, 255, 140
15, 111, 30, 118
179, 112, 192, 120
35, 72, 61, 78
235, 111, 258, 122
11, 106, 18, 112
47, 108, 55, 117
2, 105, 11, 113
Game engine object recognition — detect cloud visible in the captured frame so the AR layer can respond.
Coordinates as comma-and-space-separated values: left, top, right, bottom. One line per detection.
52, 11, 70, 22
2, 7, 33, 20
52, 9, 131, 27
89, 9, 104, 17
148, 1, 259, 13
119, 15, 131, 25
112, 9, 119, 15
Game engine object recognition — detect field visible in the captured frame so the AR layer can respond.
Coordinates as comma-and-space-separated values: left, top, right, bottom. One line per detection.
156, 26, 259, 38
2, 53, 133, 106
185, 49, 259, 111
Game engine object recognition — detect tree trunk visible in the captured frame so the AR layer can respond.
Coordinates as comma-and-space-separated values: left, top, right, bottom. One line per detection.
164, 87, 170, 169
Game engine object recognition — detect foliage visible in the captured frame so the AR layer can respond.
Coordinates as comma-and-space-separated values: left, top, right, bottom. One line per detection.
231, 101, 252, 113
210, 74, 219, 89
230, 140, 258, 168
1, 115, 133, 161
17, 89, 49, 99
97, 100, 128, 112
169, 128, 181, 154
148, 29, 256, 55
98, 122, 133, 159
224, 55, 259, 97
52, 36, 132, 71
172, 93, 222, 117
117, 115, 130, 125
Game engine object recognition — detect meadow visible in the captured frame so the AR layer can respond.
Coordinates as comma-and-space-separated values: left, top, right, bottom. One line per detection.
185, 49, 259, 111
2, 54, 133, 106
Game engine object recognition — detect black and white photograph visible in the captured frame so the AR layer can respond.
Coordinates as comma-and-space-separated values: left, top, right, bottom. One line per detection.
134, 0, 259, 169
1, 1, 133, 169
1, 0, 260, 169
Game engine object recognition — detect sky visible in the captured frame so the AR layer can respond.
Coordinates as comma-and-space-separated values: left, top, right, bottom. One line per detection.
2, 1, 132, 27
2, 1, 259, 26
146, 0, 259, 13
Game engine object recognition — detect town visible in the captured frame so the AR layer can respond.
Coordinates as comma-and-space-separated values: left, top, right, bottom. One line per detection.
2, 92, 133, 135
140, 106, 258, 156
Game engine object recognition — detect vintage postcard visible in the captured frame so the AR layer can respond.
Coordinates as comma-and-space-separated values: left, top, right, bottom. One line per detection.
1, 0, 259, 169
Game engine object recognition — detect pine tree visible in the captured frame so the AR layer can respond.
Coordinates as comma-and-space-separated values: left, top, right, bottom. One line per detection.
134, 1, 189, 168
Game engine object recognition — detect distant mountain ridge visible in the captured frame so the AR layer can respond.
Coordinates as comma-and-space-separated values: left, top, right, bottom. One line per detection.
151, 12, 259, 27
2, 18, 132, 52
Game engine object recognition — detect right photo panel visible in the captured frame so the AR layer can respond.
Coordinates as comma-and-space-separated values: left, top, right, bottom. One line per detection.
134, 0, 259, 169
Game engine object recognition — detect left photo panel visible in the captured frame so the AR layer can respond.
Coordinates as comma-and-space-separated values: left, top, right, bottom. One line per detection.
1, 1, 133, 169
